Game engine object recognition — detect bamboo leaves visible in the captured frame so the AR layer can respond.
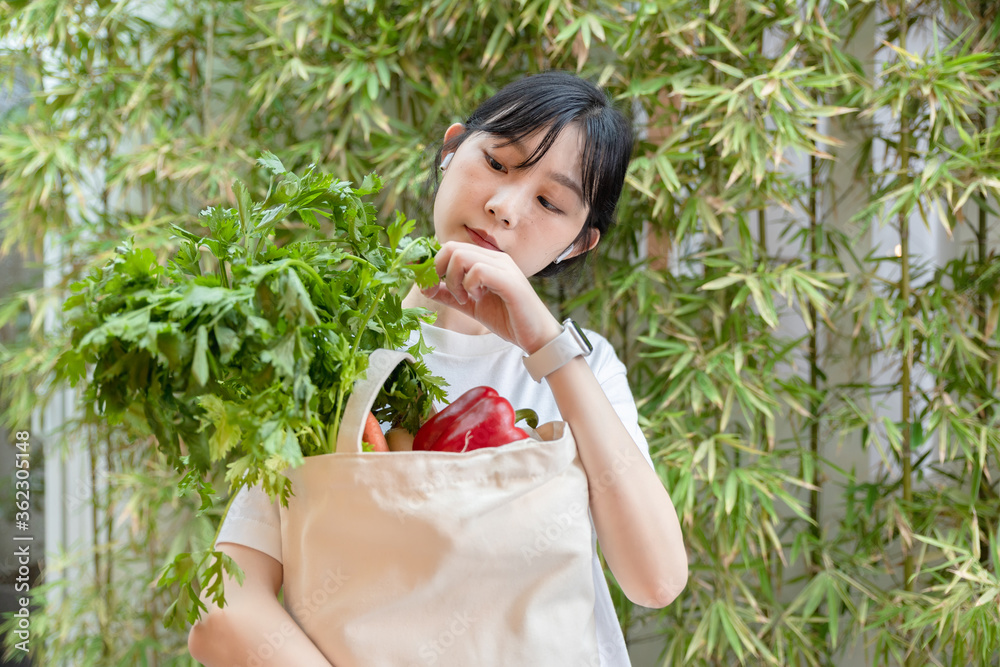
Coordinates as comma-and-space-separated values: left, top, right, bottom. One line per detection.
586, 0, 1000, 664
2, 0, 999, 663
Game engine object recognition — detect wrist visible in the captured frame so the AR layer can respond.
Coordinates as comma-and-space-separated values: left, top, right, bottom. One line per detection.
522, 318, 594, 382
524, 319, 564, 355
543, 353, 587, 383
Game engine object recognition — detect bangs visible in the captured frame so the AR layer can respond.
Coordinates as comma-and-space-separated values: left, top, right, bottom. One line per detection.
476, 104, 604, 213
433, 70, 633, 279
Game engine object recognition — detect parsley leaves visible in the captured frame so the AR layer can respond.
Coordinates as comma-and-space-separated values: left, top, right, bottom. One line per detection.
58, 153, 446, 626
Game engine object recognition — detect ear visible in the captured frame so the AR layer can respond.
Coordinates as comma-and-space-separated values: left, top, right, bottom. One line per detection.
582, 227, 601, 253
559, 228, 601, 263
441, 123, 466, 161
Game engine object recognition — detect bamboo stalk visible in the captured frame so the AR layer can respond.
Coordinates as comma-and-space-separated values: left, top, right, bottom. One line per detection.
88, 425, 112, 661
203, 8, 215, 135
975, 0, 992, 567
104, 433, 115, 657
754, 206, 766, 464
98, 43, 116, 650
896, 4, 916, 667
976, 153, 992, 568
757, 208, 766, 257
148, 506, 160, 667
898, 12, 914, 587
808, 153, 821, 568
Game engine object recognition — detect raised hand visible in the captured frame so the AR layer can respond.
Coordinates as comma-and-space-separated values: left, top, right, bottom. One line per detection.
420, 241, 562, 354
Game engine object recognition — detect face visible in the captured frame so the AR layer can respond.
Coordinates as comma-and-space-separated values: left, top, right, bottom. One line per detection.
432, 123, 596, 277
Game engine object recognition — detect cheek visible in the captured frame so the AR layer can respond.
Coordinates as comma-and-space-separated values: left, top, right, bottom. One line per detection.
431, 179, 460, 231
435, 174, 480, 222
522, 231, 560, 268
430, 193, 445, 235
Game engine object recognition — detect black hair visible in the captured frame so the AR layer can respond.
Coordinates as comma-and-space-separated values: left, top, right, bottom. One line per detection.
429, 70, 634, 278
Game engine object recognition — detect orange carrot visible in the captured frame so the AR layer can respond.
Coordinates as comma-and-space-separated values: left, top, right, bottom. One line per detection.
362, 412, 389, 452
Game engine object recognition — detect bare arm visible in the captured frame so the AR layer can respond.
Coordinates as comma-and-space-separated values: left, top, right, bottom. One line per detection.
187, 543, 333, 667
418, 242, 689, 608
545, 352, 689, 608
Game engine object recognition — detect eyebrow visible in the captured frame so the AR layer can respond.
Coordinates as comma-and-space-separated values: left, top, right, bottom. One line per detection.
548, 171, 585, 205
493, 139, 585, 206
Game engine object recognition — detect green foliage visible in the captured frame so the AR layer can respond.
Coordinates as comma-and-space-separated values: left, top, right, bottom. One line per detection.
567, 0, 1000, 664
52, 154, 444, 629
61, 156, 441, 489
1, 0, 999, 664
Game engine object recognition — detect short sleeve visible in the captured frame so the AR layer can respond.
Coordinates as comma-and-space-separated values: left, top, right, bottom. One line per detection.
216, 483, 284, 564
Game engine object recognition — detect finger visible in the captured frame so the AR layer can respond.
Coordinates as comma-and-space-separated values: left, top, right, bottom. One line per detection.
436, 242, 512, 304
432, 241, 480, 284
461, 265, 489, 302
422, 281, 475, 317
432, 241, 458, 280
440, 246, 478, 305
436, 241, 500, 273
443, 269, 470, 305
461, 261, 516, 303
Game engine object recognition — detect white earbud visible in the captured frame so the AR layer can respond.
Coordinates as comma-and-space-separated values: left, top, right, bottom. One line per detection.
439, 153, 454, 171
554, 245, 574, 264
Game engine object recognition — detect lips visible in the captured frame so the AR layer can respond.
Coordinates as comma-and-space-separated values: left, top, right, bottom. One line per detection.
466, 227, 501, 252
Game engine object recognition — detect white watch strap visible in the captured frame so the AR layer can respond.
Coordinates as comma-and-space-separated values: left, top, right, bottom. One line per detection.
523, 319, 592, 382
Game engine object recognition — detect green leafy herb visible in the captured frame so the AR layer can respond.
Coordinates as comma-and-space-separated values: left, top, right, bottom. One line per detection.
57, 153, 447, 627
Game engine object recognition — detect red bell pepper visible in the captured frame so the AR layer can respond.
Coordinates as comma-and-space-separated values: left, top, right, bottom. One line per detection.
412, 386, 529, 453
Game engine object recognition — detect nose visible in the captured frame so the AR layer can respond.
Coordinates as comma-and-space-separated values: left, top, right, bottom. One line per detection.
485, 185, 530, 228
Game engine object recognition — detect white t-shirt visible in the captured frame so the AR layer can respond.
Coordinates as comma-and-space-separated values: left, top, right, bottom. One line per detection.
217, 321, 654, 666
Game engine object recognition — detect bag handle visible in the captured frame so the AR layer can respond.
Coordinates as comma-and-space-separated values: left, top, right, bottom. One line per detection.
336, 348, 415, 454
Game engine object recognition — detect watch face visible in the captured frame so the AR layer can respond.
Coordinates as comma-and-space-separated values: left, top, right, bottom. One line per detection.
568, 319, 593, 354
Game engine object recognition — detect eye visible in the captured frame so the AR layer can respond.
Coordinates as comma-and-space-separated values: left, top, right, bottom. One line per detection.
538, 196, 562, 213
485, 153, 505, 172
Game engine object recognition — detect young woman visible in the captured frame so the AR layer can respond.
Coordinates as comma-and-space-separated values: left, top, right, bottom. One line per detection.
188, 71, 687, 666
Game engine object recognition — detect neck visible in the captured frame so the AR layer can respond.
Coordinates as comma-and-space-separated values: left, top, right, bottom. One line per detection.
402, 285, 491, 336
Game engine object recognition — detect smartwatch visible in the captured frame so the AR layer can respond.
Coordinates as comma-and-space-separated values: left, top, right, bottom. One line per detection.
523, 318, 593, 382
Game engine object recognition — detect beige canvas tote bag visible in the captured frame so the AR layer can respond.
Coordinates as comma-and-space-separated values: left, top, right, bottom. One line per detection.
278, 348, 600, 666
